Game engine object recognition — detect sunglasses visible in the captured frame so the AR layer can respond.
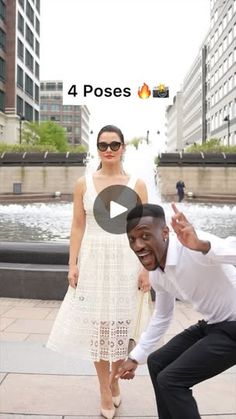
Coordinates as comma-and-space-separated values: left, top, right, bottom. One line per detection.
97, 141, 122, 152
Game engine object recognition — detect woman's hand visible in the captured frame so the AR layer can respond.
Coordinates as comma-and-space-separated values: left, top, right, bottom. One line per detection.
138, 269, 151, 293
68, 265, 79, 288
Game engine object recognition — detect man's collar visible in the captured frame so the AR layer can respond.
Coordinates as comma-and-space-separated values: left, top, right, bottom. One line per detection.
164, 233, 180, 267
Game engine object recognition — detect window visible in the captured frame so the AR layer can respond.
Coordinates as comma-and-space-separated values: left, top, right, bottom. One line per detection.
26, 0, 34, 25
25, 49, 34, 71
35, 17, 40, 35
228, 6, 233, 21
50, 115, 60, 121
210, 35, 214, 48
0, 28, 6, 51
35, 39, 40, 57
234, 23, 236, 38
26, 24, 34, 48
63, 115, 73, 122
223, 14, 227, 29
25, 101, 33, 121
219, 64, 223, 79
224, 81, 228, 95
17, 38, 24, 60
219, 43, 222, 57
18, 12, 24, 35
229, 76, 233, 91
25, 73, 33, 97
36, 0, 40, 13
228, 52, 233, 68
215, 112, 218, 129
35, 83, 39, 102
219, 85, 223, 99
35, 110, 39, 121
0, 57, 5, 81
223, 36, 227, 51
0, 0, 5, 20
0, 89, 4, 112
35, 61, 39, 79
218, 109, 222, 126
228, 29, 233, 45
40, 103, 48, 110
214, 29, 218, 43
17, 65, 24, 88
19, 0, 24, 9
17, 95, 24, 115
45, 82, 56, 90
219, 22, 222, 36
51, 104, 60, 111
223, 58, 228, 73
64, 105, 73, 111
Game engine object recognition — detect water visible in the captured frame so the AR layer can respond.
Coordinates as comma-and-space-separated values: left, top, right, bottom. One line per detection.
0, 143, 235, 242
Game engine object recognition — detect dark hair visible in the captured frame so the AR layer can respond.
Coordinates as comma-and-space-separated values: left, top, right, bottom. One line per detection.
126, 204, 166, 232
97, 125, 124, 145
96, 125, 125, 170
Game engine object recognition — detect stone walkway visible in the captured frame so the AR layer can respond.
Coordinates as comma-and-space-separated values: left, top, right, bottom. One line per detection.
0, 297, 236, 418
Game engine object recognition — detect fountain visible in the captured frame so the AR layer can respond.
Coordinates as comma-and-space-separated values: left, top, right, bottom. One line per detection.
0, 143, 235, 242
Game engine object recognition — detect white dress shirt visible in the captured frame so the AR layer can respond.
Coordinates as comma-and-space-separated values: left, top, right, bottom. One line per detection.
130, 231, 236, 364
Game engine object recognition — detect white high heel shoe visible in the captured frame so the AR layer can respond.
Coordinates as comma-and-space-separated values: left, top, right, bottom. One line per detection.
101, 406, 116, 419
112, 394, 121, 407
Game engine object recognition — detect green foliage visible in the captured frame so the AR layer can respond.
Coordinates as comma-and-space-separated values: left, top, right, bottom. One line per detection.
186, 138, 236, 153
128, 137, 143, 149
154, 155, 160, 165
0, 142, 57, 153
22, 121, 68, 151
68, 144, 88, 153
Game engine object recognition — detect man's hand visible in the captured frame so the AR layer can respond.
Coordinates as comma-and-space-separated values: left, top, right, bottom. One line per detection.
115, 358, 138, 380
171, 202, 210, 253
138, 269, 151, 292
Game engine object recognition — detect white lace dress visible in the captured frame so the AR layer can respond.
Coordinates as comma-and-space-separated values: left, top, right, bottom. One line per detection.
46, 174, 140, 362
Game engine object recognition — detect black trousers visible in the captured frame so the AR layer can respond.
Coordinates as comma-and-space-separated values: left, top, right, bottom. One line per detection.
147, 320, 236, 419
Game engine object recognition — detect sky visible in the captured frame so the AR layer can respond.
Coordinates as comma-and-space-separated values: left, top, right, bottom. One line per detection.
40, 0, 211, 153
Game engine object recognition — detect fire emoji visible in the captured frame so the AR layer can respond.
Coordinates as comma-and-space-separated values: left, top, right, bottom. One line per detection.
138, 83, 151, 99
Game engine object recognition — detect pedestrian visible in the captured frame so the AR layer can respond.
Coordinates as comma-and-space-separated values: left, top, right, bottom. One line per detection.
46, 125, 150, 419
117, 202, 236, 419
176, 179, 185, 202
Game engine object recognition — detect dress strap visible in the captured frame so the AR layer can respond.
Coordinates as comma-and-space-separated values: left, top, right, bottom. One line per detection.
128, 174, 138, 190
85, 173, 94, 194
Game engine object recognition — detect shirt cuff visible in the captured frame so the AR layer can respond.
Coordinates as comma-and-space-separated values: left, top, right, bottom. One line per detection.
129, 344, 148, 364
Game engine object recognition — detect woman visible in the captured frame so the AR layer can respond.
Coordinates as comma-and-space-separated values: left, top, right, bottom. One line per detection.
47, 125, 149, 419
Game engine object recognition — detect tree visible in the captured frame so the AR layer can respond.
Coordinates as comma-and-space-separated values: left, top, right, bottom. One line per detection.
22, 121, 69, 151
128, 137, 143, 149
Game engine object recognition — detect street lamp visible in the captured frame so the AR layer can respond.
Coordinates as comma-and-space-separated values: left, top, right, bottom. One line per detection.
146, 130, 149, 144
223, 115, 230, 147
19, 114, 25, 144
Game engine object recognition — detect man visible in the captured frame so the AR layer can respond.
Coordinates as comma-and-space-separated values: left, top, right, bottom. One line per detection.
117, 202, 236, 419
176, 179, 185, 202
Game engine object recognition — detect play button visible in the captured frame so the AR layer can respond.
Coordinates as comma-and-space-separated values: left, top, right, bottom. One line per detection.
110, 201, 127, 219
93, 185, 142, 234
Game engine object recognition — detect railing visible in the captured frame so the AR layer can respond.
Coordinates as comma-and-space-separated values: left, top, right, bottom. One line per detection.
158, 152, 236, 166
0, 152, 87, 166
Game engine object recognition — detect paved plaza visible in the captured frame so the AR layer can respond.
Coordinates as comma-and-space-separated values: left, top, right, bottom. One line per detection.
0, 297, 236, 419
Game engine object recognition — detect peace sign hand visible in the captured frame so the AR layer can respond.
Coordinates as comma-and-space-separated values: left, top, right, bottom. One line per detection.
171, 203, 210, 253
